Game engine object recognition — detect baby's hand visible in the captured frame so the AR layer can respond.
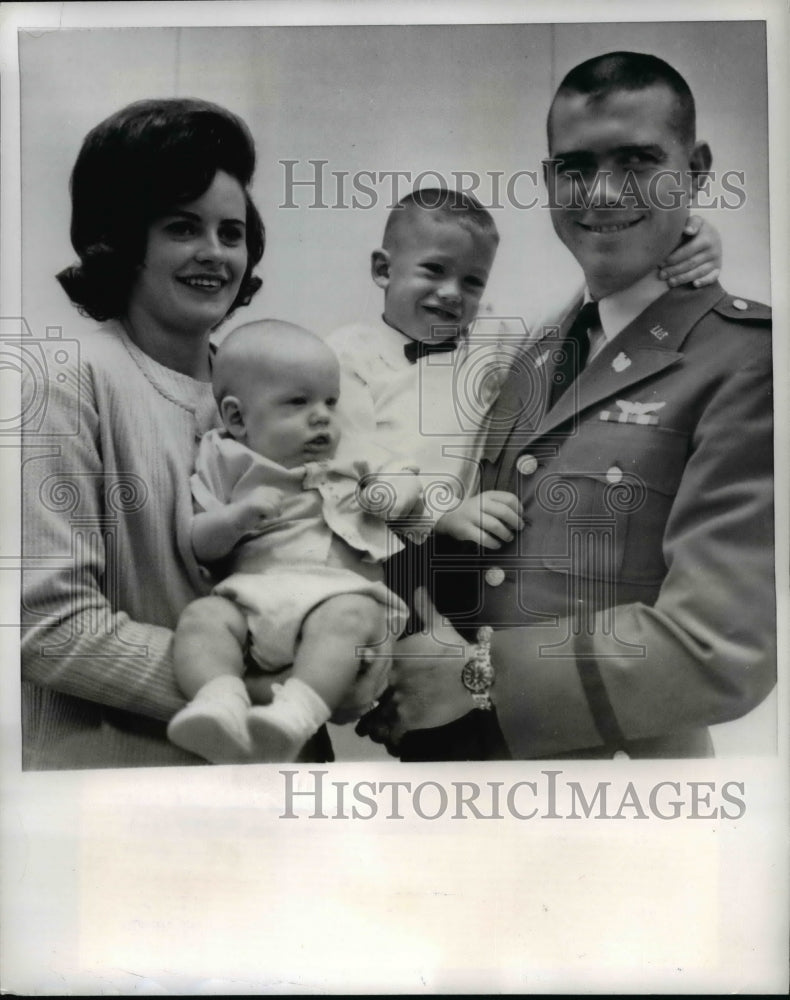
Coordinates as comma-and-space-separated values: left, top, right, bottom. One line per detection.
232, 486, 283, 534
435, 490, 524, 548
659, 214, 722, 288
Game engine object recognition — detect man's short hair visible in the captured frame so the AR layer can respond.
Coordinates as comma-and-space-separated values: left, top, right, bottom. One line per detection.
548, 51, 696, 148
382, 188, 499, 249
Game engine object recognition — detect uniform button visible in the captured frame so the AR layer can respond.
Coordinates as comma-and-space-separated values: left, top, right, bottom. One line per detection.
606, 465, 623, 484
612, 750, 630, 760
484, 566, 505, 587
732, 298, 749, 311
516, 454, 539, 476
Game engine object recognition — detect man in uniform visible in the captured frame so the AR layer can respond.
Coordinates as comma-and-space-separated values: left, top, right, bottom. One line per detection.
361, 51, 775, 759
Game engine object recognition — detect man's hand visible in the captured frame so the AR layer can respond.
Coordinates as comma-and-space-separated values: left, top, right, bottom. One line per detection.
659, 214, 722, 288
356, 588, 474, 750
435, 490, 524, 548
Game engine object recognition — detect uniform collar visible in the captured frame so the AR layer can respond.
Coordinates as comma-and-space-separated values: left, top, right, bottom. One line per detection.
483, 281, 727, 461
594, 270, 669, 346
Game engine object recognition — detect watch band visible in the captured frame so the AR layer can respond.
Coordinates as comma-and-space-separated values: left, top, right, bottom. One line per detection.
462, 625, 495, 710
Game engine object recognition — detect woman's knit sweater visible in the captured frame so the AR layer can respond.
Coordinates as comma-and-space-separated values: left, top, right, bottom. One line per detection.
21, 321, 219, 769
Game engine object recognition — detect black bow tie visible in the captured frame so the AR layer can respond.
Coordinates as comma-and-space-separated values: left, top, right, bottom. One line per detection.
403, 336, 459, 364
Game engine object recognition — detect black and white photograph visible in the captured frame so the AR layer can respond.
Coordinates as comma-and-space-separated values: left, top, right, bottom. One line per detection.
1, 0, 787, 993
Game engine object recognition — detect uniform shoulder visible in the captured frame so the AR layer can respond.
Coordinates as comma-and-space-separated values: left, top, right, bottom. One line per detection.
712, 294, 771, 326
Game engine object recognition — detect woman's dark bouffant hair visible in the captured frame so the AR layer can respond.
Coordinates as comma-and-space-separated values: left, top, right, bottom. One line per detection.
57, 98, 265, 322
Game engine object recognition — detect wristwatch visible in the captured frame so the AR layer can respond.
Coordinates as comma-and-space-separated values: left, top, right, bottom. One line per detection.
460, 626, 495, 710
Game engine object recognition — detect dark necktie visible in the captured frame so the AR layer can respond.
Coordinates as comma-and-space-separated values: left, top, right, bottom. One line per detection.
549, 300, 599, 406
403, 336, 458, 364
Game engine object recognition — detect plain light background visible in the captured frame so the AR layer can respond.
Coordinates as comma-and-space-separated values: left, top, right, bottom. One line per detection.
19, 21, 774, 757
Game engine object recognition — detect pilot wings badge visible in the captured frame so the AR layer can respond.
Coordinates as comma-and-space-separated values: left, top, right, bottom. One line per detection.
599, 399, 666, 425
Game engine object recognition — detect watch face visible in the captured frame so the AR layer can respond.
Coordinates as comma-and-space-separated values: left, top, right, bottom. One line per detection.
462, 658, 494, 694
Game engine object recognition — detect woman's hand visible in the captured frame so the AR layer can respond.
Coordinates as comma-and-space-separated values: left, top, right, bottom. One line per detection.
329, 642, 393, 725
356, 588, 474, 749
659, 214, 722, 288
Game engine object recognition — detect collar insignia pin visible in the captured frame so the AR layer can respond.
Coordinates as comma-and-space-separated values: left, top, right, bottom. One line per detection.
612, 352, 631, 373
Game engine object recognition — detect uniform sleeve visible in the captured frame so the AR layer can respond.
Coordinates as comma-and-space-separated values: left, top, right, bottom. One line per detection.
21, 360, 186, 722
492, 349, 776, 757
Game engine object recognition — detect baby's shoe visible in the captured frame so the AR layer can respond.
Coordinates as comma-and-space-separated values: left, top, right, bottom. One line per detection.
168, 676, 252, 764
247, 677, 331, 762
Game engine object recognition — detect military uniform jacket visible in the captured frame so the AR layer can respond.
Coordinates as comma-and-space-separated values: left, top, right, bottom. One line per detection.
432, 282, 775, 758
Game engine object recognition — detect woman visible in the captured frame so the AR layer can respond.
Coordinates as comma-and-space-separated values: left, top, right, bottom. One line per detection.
21, 98, 278, 769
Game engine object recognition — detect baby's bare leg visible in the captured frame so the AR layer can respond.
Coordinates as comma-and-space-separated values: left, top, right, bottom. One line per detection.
173, 595, 248, 698
168, 595, 253, 763
248, 593, 391, 761
297, 593, 390, 709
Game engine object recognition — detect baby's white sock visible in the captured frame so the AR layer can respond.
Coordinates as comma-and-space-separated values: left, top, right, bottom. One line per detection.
247, 677, 331, 761
193, 674, 251, 707
168, 675, 252, 763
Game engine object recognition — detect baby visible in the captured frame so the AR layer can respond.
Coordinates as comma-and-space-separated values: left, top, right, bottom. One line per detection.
167, 320, 422, 763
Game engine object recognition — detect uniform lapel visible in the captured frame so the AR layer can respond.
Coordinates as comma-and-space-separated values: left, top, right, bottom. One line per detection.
482, 293, 583, 461
483, 282, 727, 458
538, 283, 727, 436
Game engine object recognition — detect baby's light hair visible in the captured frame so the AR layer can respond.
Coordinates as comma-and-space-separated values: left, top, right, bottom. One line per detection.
212, 319, 331, 406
